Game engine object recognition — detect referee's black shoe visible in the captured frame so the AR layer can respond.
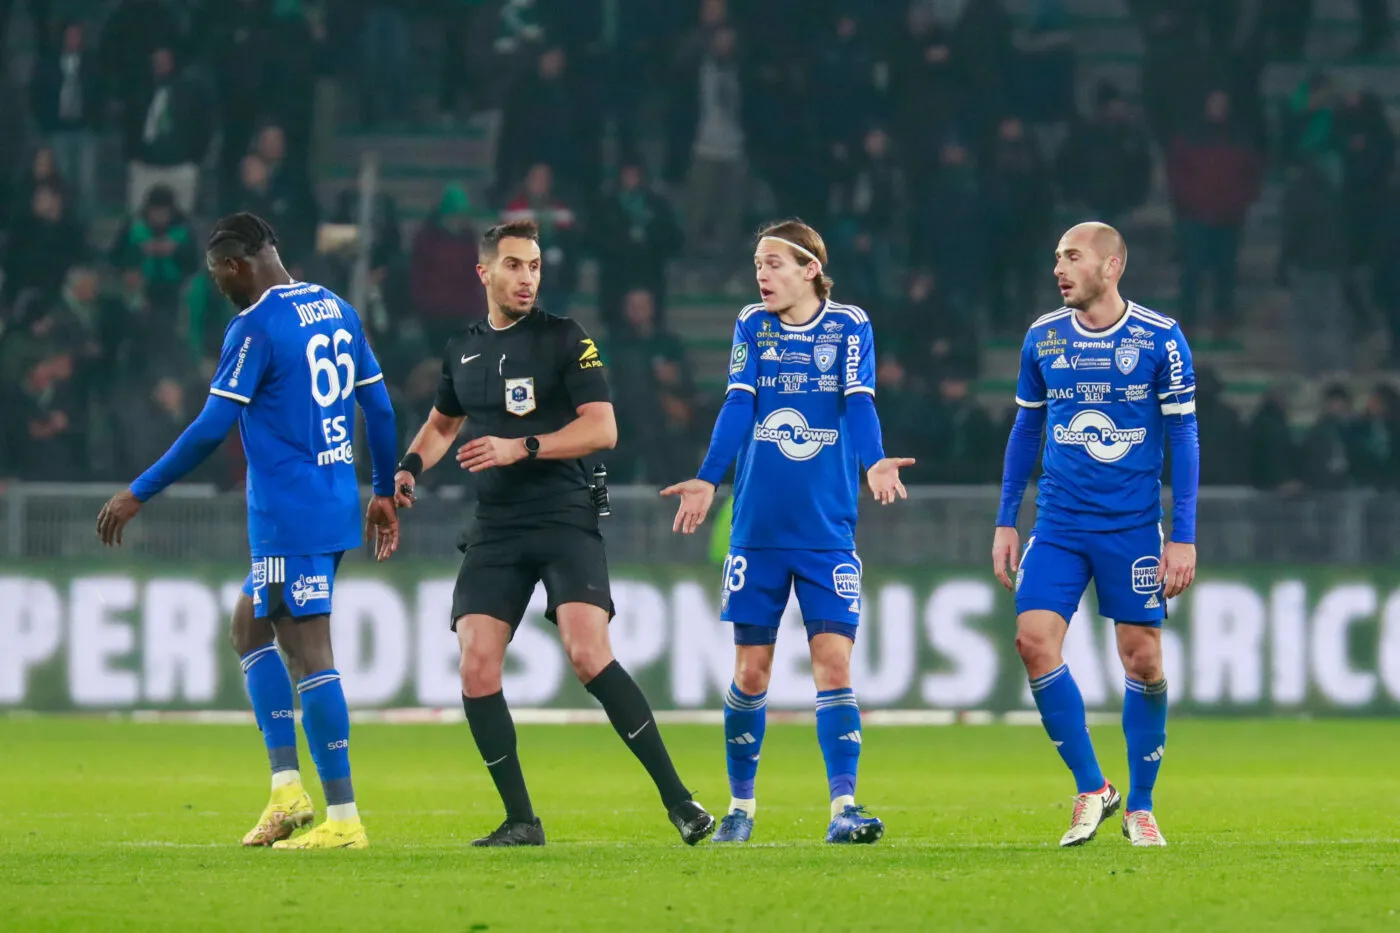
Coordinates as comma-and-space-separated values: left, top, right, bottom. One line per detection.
472, 818, 546, 847
668, 800, 716, 846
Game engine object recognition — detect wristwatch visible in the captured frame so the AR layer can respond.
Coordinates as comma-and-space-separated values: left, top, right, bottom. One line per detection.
524, 436, 540, 460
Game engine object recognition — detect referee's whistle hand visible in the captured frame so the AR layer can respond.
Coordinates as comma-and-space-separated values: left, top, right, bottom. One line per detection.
660, 479, 715, 535
457, 436, 527, 473
394, 470, 416, 508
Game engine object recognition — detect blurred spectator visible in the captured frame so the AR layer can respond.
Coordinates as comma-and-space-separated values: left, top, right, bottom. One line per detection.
808, 14, 881, 150
99, 0, 183, 110
1373, 164, 1400, 368
914, 141, 988, 317
1056, 82, 1153, 225
1349, 0, 1394, 57
122, 47, 212, 214
610, 288, 701, 483
30, 19, 101, 216
109, 185, 200, 315
410, 183, 484, 355
1166, 89, 1264, 336
103, 267, 185, 383
925, 367, 997, 483
1300, 383, 1357, 489
1279, 159, 1350, 375
1280, 72, 1340, 176
2, 183, 86, 308
1247, 387, 1301, 492
829, 127, 905, 306
1353, 384, 1400, 488
8, 145, 65, 228
232, 154, 276, 220
496, 47, 599, 198
204, 0, 271, 207
245, 125, 318, 263
0, 350, 84, 480
679, 25, 746, 275
1133, 1, 1212, 144
594, 160, 681, 335
358, 2, 411, 127
982, 115, 1052, 335
1194, 367, 1249, 485
872, 356, 934, 476
893, 9, 958, 161
951, 0, 1014, 140
117, 376, 222, 482
1010, 0, 1076, 126
1336, 90, 1395, 320
900, 269, 981, 381
262, 4, 329, 161
501, 164, 581, 317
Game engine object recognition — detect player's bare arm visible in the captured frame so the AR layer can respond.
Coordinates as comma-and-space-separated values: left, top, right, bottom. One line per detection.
660, 479, 715, 534
991, 525, 1020, 592
457, 401, 617, 473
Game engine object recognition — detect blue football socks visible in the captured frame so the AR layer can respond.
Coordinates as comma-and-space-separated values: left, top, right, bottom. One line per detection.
1123, 677, 1168, 812
297, 670, 354, 809
724, 682, 767, 807
815, 688, 861, 803
240, 644, 298, 775
1030, 664, 1106, 794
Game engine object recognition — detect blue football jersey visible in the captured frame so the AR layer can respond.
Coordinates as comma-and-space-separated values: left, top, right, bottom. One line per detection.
725, 300, 876, 550
1014, 301, 1196, 532
208, 282, 384, 557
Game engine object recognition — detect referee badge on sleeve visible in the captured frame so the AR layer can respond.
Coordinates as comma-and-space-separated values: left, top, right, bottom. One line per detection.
505, 377, 536, 416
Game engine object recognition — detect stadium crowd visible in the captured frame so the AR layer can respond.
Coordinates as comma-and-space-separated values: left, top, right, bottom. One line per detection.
0, 0, 1398, 489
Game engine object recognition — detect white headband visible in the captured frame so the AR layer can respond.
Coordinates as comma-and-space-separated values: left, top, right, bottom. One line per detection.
759, 235, 822, 270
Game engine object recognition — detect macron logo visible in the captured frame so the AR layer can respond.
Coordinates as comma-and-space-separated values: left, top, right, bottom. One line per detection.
838, 731, 862, 744
1144, 746, 1164, 762
728, 732, 758, 745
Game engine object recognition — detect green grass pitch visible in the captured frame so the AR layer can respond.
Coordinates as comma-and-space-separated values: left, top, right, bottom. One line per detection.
1, 718, 1396, 932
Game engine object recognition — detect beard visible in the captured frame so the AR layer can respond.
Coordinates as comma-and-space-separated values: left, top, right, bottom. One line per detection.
493, 286, 534, 318
1065, 276, 1105, 309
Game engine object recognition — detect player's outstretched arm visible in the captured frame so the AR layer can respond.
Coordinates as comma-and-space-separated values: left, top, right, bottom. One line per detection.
395, 406, 466, 506
97, 394, 244, 547
845, 392, 913, 505
662, 388, 757, 534
456, 401, 617, 473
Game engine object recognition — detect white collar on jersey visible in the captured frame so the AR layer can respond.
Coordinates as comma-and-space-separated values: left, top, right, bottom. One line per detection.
238, 281, 306, 317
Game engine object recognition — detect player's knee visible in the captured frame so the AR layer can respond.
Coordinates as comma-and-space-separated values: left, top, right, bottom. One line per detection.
810, 655, 851, 692
1120, 643, 1164, 683
229, 609, 271, 657
1014, 630, 1058, 671
733, 655, 773, 696
564, 640, 614, 683
459, 646, 504, 696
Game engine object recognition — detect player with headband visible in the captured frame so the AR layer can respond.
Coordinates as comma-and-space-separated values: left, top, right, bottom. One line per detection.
663, 219, 914, 844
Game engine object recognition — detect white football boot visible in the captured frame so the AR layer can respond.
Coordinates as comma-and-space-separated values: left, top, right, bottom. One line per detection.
1059, 782, 1122, 847
1122, 810, 1167, 847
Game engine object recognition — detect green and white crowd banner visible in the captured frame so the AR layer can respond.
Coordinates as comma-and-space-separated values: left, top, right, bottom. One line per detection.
3, 563, 1400, 714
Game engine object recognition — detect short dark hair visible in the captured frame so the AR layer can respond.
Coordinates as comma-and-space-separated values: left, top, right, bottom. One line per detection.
207, 212, 278, 259
480, 219, 540, 261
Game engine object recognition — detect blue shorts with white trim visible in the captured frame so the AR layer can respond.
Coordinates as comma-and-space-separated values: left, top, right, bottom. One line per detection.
240, 552, 345, 619
1014, 523, 1165, 626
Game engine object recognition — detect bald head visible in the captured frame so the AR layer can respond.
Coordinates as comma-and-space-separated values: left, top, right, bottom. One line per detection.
1063, 221, 1126, 268
1054, 222, 1128, 311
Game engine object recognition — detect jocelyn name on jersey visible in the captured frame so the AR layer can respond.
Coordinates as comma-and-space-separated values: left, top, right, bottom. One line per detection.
1015, 301, 1195, 534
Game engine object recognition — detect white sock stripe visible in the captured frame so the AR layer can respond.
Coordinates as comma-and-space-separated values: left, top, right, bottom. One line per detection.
297, 673, 340, 693
239, 644, 278, 672
1030, 664, 1069, 691
1124, 678, 1147, 694
815, 700, 861, 711
724, 688, 767, 710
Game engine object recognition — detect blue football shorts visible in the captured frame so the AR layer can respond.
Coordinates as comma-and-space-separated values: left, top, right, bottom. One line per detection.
1015, 522, 1165, 626
719, 546, 862, 645
240, 552, 345, 620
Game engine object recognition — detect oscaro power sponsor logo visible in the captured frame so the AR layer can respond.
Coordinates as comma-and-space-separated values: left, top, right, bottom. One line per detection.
753, 408, 839, 460
1052, 410, 1148, 462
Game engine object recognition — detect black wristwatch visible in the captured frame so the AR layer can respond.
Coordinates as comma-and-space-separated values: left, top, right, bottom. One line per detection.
523, 436, 540, 460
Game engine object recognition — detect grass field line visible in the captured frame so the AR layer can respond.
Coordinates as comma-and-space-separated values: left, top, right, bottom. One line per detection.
104, 837, 1400, 851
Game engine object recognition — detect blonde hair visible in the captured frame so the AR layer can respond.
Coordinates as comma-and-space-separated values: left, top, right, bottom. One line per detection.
756, 219, 833, 299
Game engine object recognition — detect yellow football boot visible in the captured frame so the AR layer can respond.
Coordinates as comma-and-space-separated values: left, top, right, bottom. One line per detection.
241, 783, 314, 847
271, 818, 369, 850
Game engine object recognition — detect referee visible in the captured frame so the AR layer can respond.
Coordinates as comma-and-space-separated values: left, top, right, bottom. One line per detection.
395, 219, 715, 847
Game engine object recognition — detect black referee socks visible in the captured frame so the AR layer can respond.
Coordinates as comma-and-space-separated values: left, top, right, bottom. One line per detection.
585, 660, 692, 810
463, 691, 536, 824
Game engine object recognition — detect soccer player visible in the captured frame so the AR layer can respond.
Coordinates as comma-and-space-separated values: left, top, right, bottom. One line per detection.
663, 219, 913, 844
394, 220, 714, 847
97, 213, 401, 850
992, 222, 1199, 847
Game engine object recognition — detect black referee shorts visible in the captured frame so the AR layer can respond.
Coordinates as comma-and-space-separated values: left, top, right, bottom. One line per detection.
450, 523, 615, 632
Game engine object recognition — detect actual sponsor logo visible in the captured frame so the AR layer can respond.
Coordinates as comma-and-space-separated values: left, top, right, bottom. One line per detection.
753, 408, 839, 461
1052, 410, 1148, 462
833, 562, 862, 613
814, 343, 837, 372
845, 335, 861, 386
1165, 339, 1185, 390
290, 574, 331, 608
1131, 556, 1161, 595
505, 377, 536, 416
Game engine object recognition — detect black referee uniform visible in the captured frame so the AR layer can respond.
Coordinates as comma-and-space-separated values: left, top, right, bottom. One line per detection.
436, 308, 613, 629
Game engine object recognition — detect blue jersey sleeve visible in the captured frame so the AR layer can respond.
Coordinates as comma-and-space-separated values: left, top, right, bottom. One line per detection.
1014, 330, 1046, 410
1155, 325, 1196, 418
209, 314, 273, 404
726, 315, 758, 395
1157, 324, 1199, 543
351, 319, 385, 389
844, 320, 875, 397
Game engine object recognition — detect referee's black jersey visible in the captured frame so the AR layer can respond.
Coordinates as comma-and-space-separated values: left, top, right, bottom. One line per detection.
435, 309, 611, 526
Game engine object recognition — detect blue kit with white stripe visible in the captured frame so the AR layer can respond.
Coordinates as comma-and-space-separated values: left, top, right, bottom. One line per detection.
210, 283, 389, 618
697, 300, 887, 643
999, 301, 1200, 625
